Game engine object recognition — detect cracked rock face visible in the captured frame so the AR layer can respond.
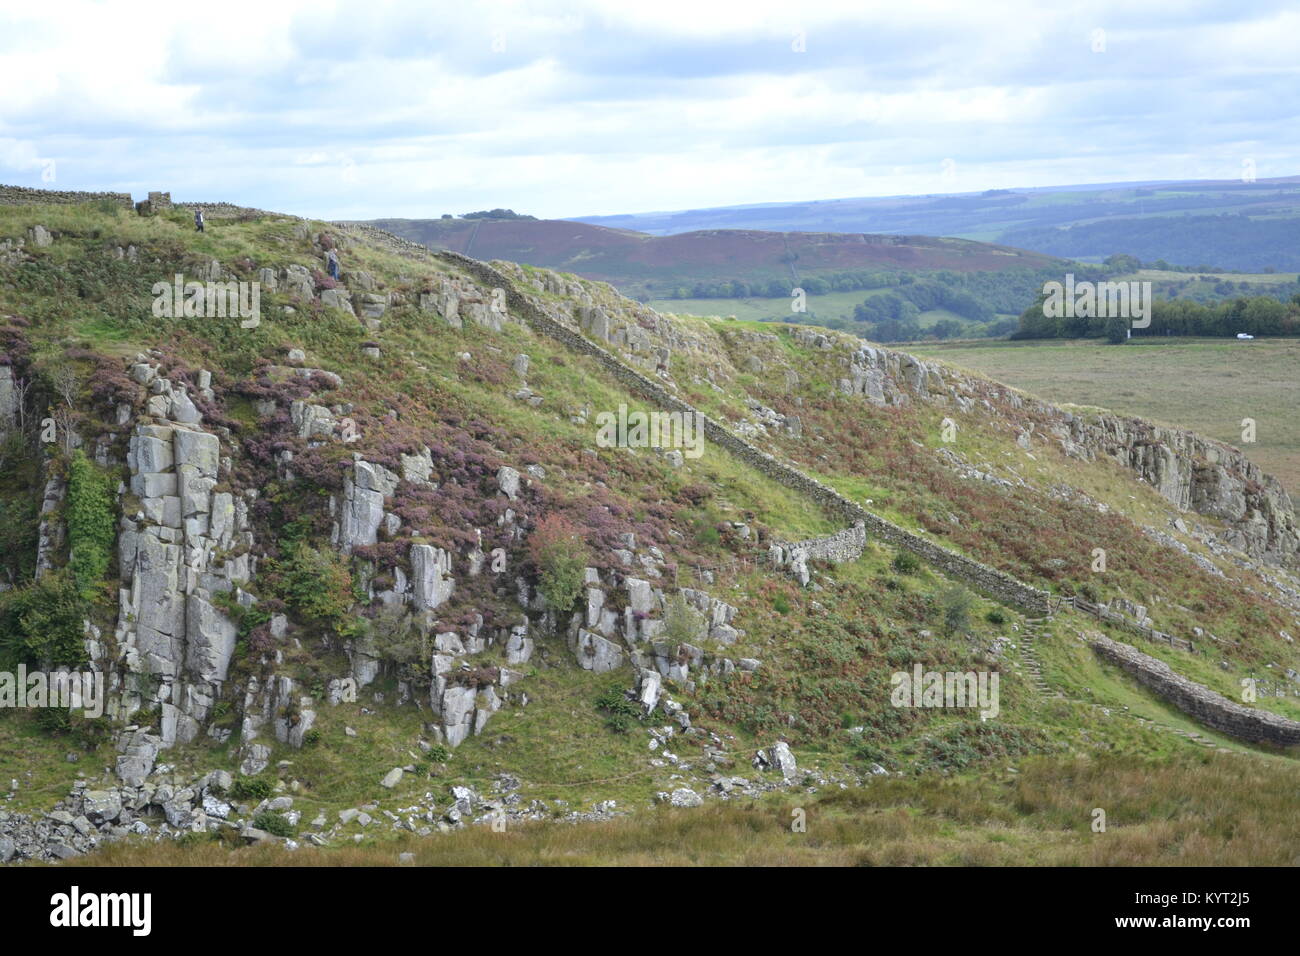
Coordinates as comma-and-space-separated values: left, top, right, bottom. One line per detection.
109, 378, 255, 758
410, 544, 454, 610
821, 336, 1300, 568
333, 458, 399, 552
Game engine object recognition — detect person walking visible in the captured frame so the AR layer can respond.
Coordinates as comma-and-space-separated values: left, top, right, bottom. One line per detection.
194, 208, 205, 233
326, 248, 339, 280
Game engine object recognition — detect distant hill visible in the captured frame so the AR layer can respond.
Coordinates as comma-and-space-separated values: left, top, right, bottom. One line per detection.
348, 216, 1066, 300
567, 177, 1300, 273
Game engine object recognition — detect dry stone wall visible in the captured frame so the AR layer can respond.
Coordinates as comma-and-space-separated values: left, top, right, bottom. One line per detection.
0, 184, 133, 208
173, 201, 299, 221
435, 249, 1051, 613
1090, 633, 1300, 747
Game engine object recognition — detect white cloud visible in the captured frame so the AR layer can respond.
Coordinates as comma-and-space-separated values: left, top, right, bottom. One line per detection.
0, 0, 1295, 218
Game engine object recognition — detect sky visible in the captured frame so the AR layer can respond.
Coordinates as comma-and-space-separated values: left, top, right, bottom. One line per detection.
0, 0, 1297, 220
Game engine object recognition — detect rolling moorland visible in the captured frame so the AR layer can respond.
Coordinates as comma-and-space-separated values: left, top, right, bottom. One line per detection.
573, 176, 1300, 273
353, 215, 1065, 304
2, 187, 1300, 866
359, 211, 1300, 346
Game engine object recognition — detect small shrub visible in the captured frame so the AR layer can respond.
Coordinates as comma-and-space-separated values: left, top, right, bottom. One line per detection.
35, 707, 73, 735
661, 593, 706, 644
528, 514, 589, 613
252, 810, 295, 837
773, 594, 791, 615
605, 712, 634, 734
853, 741, 890, 766
676, 483, 712, 507
65, 451, 116, 592
892, 551, 920, 574
230, 776, 275, 801
426, 744, 450, 764
274, 542, 354, 631
0, 572, 88, 668
940, 584, 973, 636
365, 604, 429, 685
594, 687, 639, 719
985, 608, 1006, 626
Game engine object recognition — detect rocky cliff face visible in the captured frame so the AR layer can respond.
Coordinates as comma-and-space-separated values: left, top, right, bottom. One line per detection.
841, 337, 1297, 567
111, 359, 252, 750
814, 332, 1297, 568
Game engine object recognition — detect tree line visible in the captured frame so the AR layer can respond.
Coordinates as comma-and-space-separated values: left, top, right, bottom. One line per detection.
1012, 292, 1300, 341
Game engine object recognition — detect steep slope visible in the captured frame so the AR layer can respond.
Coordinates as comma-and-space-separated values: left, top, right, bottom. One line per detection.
1, 190, 1298, 865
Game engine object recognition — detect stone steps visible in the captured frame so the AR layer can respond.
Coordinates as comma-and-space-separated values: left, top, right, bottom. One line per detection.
1019, 621, 1061, 698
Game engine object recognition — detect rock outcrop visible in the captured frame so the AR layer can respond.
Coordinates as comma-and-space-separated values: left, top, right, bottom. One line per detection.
110, 364, 254, 754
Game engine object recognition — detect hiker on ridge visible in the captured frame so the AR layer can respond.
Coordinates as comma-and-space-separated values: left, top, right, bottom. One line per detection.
194, 208, 205, 233
327, 248, 340, 280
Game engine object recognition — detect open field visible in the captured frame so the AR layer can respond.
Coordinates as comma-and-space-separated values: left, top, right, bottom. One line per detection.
650, 289, 976, 328
1135, 269, 1299, 284
908, 337, 1300, 495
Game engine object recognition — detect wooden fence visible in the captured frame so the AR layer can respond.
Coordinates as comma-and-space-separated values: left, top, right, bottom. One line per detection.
1051, 594, 1198, 653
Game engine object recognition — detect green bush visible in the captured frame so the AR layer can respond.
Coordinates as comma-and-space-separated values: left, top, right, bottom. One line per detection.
229, 776, 275, 800
594, 687, 640, 719
892, 551, 921, 574
366, 604, 429, 684
940, 584, 974, 635
252, 810, 295, 837
986, 608, 1006, 626
772, 594, 791, 615
0, 572, 88, 668
65, 452, 116, 592
426, 744, 450, 764
605, 712, 634, 734
275, 542, 354, 630
528, 515, 589, 613
661, 593, 706, 644
595, 685, 642, 733
852, 740, 890, 766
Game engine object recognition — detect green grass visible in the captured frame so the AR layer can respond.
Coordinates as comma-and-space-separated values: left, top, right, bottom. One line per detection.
0, 710, 114, 812
652, 290, 981, 330
62, 751, 1300, 866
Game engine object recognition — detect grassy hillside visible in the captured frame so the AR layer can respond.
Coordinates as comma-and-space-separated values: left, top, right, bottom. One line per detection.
2, 198, 1299, 866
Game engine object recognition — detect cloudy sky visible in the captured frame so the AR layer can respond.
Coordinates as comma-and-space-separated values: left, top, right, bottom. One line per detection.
0, 0, 1296, 220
